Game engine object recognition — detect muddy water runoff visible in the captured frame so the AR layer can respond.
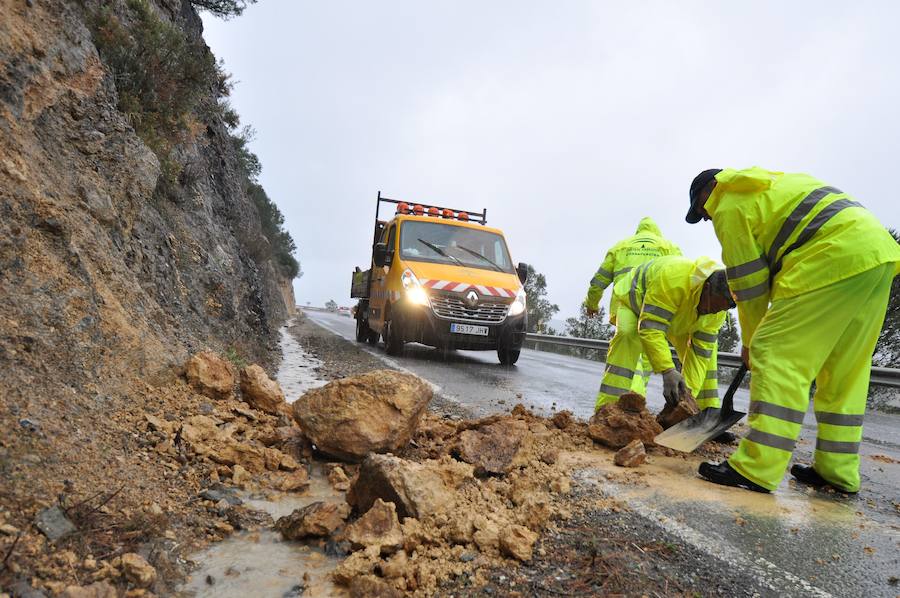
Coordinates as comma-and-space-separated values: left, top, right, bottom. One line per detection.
179, 320, 346, 597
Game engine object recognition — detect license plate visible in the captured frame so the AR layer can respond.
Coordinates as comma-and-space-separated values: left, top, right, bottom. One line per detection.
450, 323, 489, 336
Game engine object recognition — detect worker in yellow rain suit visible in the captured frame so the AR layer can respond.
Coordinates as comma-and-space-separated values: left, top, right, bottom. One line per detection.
585, 218, 682, 401
595, 255, 732, 414
687, 167, 900, 494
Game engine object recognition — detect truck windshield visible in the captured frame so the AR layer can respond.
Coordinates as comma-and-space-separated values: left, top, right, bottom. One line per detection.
399, 221, 514, 273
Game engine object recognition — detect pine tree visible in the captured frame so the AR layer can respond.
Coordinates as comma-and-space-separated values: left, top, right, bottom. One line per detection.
718, 310, 740, 353
524, 266, 559, 334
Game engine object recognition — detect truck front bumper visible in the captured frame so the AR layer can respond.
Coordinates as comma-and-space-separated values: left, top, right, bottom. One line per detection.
391, 300, 526, 352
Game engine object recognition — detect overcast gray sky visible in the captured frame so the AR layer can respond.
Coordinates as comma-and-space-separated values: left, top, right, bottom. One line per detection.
202, 1, 900, 320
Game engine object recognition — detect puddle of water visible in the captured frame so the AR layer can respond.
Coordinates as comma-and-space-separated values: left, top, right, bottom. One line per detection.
277, 318, 327, 403
180, 460, 349, 598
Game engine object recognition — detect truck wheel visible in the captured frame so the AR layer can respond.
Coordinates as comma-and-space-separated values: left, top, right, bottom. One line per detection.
355, 316, 369, 343
498, 343, 520, 365
382, 317, 404, 356
366, 329, 380, 345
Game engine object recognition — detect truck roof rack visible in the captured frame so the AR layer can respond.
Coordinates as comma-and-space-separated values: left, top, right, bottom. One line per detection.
376, 191, 487, 225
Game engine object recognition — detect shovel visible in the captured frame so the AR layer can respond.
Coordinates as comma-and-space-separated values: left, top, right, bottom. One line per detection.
654, 364, 748, 452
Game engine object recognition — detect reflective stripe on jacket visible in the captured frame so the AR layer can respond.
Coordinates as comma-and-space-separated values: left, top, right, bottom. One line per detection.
585, 217, 681, 312
705, 167, 900, 345
612, 255, 726, 393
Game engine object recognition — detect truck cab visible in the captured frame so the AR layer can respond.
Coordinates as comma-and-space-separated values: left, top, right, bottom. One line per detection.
352, 193, 528, 364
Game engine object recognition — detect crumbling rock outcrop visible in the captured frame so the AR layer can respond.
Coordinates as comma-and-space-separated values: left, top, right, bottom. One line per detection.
587, 393, 663, 448
292, 370, 432, 462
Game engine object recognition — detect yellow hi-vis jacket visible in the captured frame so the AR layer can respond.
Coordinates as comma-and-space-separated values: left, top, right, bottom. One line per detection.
585, 217, 681, 319
706, 167, 900, 346
612, 256, 726, 393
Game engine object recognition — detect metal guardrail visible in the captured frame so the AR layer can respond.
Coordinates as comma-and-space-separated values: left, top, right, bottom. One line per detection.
524, 333, 900, 389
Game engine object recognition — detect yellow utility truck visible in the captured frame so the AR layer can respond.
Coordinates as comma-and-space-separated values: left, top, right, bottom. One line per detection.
351, 193, 528, 364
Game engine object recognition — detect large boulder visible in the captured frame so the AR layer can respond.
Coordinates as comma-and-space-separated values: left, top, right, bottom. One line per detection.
292, 370, 432, 462
239, 364, 286, 415
274, 501, 351, 540
588, 393, 663, 449
454, 419, 530, 475
185, 351, 235, 400
347, 454, 472, 520
338, 498, 403, 554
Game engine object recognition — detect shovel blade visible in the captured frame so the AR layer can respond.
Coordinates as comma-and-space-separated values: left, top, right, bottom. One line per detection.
654, 408, 746, 453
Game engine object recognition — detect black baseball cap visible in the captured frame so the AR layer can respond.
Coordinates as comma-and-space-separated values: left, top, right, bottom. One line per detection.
686, 169, 722, 223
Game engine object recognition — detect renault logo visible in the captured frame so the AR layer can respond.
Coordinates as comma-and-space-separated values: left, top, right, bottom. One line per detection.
465, 290, 479, 307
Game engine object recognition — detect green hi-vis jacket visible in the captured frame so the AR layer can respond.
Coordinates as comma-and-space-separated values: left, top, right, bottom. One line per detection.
585, 217, 682, 317
612, 256, 726, 391
706, 167, 900, 346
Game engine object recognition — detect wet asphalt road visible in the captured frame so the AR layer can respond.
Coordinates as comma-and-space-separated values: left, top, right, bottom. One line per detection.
304, 309, 900, 597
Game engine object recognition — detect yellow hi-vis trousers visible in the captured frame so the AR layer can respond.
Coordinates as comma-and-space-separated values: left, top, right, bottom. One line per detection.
595, 307, 720, 410
728, 263, 895, 493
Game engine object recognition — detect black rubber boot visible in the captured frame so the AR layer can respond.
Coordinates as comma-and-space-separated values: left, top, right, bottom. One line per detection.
790, 464, 857, 495
698, 461, 770, 493
711, 431, 736, 444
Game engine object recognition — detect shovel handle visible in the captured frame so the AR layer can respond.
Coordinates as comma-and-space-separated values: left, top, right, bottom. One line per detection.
722, 364, 749, 413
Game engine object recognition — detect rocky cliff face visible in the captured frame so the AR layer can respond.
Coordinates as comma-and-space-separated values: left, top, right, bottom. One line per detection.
0, 0, 291, 403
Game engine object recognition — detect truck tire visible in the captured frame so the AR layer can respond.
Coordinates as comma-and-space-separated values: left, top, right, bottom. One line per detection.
366, 329, 380, 345
382, 317, 404, 356
497, 342, 520, 365
355, 315, 368, 343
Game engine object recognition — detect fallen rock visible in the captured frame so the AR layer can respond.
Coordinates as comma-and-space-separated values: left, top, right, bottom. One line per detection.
206, 441, 267, 473
61, 582, 117, 598
454, 419, 529, 475
278, 468, 310, 492
499, 524, 538, 561
551, 410, 574, 429
347, 454, 472, 520
656, 394, 700, 429
327, 465, 351, 492
339, 498, 403, 554
34, 506, 76, 541
348, 575, 403, 598
119, 553, 156, 588
275, 501, 351, 540
239, 364, 286, 415
185, 351, 235, 400
231, 464, 251, 488
614, 439, 647, 467
587, 393, 663, 448
292, 370, 432, 462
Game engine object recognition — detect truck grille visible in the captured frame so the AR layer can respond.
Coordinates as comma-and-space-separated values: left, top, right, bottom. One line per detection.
431, 295, 509, 323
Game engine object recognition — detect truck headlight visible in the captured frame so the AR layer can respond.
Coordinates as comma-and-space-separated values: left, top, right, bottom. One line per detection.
401, 269, 429, 306
509, 288, 526, 316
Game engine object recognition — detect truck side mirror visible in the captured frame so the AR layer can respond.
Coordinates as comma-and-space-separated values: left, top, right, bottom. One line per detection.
516, 262, 529, 284
373, 243, 393, 267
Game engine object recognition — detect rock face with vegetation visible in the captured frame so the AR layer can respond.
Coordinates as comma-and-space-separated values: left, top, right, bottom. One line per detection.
0, 0, 297, 592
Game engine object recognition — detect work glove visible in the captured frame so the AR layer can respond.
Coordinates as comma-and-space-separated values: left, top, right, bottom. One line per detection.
661, 368, 687, 407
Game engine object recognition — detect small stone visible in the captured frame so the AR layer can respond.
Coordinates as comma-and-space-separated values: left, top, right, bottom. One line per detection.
231, 464, 251, 487
120, 553, 156, 588
0, 523, 19, 535
499, 524, 538, 561
34, 505, 76, 541
614, 439, 647, 468
275, 502, 351, 540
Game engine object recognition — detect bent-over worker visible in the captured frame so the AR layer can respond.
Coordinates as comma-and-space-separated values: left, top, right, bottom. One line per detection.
687, 167, 900, 494
585, 218, 682, 401
596, 255, 732, 412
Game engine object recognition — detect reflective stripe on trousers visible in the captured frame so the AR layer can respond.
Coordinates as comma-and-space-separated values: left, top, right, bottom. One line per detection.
596, 307, 651, 409
728, 264, 894, 492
